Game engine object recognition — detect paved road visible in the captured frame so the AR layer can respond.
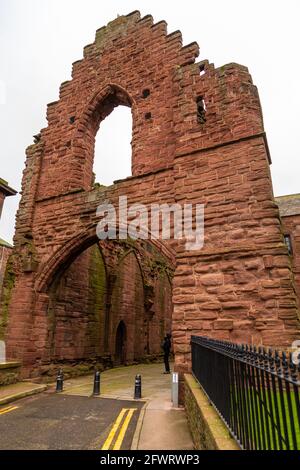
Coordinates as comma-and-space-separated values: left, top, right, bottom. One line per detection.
0, 393, 143, 450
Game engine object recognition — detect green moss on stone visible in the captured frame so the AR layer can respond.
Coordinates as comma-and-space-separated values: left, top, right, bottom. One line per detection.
147, 257, 173, 280
87, 245, 107, 350
0, 256, 16, 339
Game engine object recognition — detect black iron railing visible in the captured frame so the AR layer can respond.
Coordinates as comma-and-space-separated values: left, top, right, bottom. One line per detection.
191, 336, 300, 450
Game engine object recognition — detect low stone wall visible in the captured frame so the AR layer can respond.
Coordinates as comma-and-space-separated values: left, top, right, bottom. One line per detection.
0, 362, 21, 386
32, 356, 113, 383
28, 355, 164, 383
184, 374, 240, 450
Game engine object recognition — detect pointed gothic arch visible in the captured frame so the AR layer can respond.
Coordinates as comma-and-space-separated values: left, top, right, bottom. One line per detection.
71, 84, 136, 189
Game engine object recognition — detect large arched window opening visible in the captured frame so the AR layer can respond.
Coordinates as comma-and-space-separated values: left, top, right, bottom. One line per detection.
93, 106, 132, 186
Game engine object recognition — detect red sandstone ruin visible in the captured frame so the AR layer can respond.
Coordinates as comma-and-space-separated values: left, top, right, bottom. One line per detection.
2, 12, 300, 382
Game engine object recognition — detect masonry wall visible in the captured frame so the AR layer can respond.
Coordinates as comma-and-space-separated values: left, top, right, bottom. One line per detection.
152, 272, 173, 353
280, 214, 300, 303
173, 139, 297, 358
3, 11, 300, 381
0, 246, 13, 339
110, 252, 144, 362
0, 246, 12, 297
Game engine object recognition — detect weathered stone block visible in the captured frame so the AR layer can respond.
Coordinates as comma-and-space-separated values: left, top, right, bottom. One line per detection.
213, 320, 233, 330
200, 274, 223, 286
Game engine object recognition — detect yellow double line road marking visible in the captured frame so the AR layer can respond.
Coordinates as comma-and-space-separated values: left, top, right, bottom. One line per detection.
113, 409, 136, 451
102, 408, 136, 450
0, 405, 19, 415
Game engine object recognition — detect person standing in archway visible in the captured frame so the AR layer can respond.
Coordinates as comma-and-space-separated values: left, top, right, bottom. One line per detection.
162, 333, 172, 374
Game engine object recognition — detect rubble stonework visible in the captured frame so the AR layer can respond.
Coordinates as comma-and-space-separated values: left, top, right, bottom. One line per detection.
0, 179, 16, 339
276, 194, 300, 303
0, 239, 13, 298
2, 12, 300, 381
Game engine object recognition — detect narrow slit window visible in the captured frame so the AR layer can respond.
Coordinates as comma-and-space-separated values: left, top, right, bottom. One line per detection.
284, 234, 293, 256
197, 96, 206, 124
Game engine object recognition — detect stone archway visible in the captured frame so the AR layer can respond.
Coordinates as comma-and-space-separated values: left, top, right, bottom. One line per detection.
109, 249, 145, 363
46, 243, 107, 364
11, 229, 174, 376
2, 11, 300, 384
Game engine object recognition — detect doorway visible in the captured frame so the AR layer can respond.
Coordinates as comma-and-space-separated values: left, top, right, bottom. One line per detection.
115, 321, 126, 364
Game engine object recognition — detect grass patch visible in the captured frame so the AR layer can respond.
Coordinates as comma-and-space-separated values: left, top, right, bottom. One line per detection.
231, 384, 300, 450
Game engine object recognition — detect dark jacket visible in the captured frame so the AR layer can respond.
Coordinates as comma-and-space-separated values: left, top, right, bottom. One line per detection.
162, 336, 171, 354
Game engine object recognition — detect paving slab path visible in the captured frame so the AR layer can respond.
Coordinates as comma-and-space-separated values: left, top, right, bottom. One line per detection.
0, 381, 47, 406
63, 362, 194, 450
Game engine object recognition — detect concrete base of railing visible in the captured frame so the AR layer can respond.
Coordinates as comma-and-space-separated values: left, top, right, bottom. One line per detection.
184, 374, 240, 450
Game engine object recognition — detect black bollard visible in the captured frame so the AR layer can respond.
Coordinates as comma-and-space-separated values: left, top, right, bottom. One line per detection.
56, 368, 64, 392
134, 374, 142, 399
93, 370, 101, 396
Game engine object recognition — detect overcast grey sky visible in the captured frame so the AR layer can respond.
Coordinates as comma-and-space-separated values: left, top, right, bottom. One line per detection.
0, 0, 299, 243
